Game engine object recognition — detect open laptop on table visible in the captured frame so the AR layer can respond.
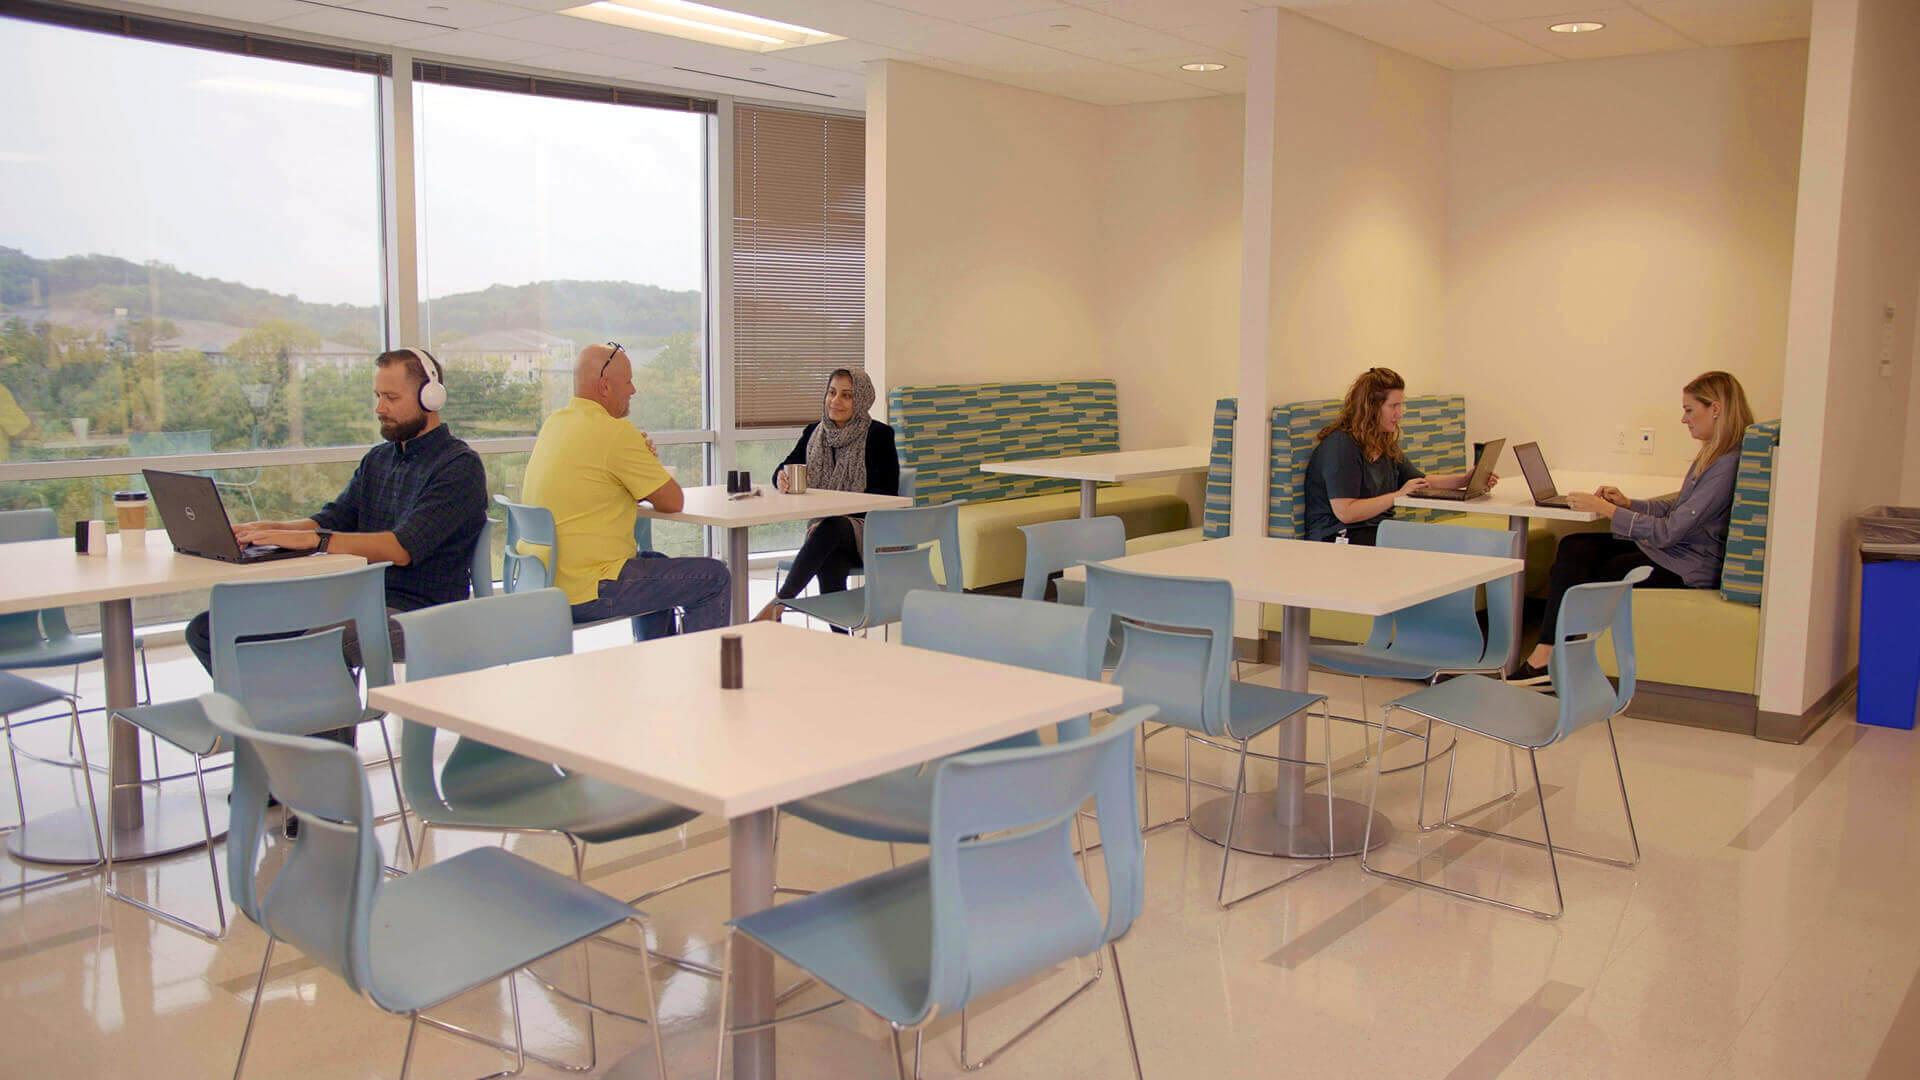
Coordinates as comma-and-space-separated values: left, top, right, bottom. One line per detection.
1419, 438, 1505, 501
1512, 442, 1574, 508
143, 469, 318, 564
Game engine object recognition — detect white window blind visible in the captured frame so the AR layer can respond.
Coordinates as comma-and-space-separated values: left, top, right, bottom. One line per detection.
731, 105, 865, 428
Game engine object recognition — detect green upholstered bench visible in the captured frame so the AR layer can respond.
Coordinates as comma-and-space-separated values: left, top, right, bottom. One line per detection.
888, 379, 1189, 589
1597, 420, 1779, 734
1121, 395, 1234, 556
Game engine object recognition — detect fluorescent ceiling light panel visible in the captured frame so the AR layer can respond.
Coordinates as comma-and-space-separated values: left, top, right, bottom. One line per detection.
563, 0, 843, 53
1548, 21, 1606, 33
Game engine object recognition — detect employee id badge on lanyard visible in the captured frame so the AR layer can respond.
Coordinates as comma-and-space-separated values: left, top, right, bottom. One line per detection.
1335, 530, 1351, 545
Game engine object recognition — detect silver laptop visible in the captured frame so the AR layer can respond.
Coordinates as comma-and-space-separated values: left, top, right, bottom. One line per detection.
1512, 442, 1573, 508
1421, 438, 1505, 501
143, 470, 317, 564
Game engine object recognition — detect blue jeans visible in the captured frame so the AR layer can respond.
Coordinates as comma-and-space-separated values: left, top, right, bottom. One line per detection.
572, 551, 732, 638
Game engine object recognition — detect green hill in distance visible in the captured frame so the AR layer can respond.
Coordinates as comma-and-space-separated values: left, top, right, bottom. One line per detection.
0, 246, 701, 347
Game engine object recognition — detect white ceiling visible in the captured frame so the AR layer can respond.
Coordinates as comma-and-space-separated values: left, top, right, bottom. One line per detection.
124, 0, 1813, 108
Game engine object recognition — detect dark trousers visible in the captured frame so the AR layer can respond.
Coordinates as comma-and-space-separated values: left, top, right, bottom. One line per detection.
1536, 533, 1685, 649
184, 607, 408, 747
777, 517, 862, 634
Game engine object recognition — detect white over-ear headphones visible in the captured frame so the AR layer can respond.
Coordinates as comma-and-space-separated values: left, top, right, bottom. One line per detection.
402, 346, 447, 412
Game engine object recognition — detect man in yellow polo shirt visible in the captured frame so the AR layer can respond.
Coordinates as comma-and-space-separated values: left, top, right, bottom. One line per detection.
521, 342, 730, 635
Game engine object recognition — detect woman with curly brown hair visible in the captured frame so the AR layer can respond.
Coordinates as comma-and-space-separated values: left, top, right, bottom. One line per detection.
1303, 367, 1489, 545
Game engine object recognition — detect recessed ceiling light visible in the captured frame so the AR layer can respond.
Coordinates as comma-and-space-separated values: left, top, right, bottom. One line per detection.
1049, 23, 1072, 31
1180, 61, 1227, 73
1548, 21, 1605, 33
563, 0, 843, 53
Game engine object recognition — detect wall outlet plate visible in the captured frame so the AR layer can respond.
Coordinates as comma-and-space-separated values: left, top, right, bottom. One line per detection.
1614, 426, 1628, 451
1638, 427, 1655, 454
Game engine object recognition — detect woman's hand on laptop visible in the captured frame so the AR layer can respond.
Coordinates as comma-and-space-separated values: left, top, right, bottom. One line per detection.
1594, 485, 1630, 508
1398, 477, 1432, 496
1566, 491, 1616, 517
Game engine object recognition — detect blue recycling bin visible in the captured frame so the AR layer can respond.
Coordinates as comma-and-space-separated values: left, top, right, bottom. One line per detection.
1858, 507, 1920, 729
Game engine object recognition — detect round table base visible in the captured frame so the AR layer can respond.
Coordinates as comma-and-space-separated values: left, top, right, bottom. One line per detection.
1189, 793, 1392, 858
7, 790, 229, 865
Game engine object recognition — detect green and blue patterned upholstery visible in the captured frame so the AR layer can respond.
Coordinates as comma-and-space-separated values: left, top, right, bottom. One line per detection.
887, 380, 1122, 506
1203, 398, 1235, 538
1719, 419, 1780, 606
1265, 395, 1468, 538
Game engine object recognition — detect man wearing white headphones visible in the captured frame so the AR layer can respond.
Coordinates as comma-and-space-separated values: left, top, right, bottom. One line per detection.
183, 347, 490, 706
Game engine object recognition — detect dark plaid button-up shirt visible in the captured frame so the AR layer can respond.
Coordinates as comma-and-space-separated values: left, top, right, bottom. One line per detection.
311, 424, 487, 610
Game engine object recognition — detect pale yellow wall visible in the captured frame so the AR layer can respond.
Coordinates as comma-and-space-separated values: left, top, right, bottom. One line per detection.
1761, 0, 1920, 714
864, 62, 1105, 396
1447, 43, 1805, 477
1266, 10, 1452, 403
1097, 95, 1245, 451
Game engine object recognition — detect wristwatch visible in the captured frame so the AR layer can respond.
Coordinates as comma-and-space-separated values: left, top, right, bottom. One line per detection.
314, 530, 334, 553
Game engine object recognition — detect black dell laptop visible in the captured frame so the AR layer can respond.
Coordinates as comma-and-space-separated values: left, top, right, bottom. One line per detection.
143, 469, 317, 564
1512, 442, 1574, 508
1420, 438, 1505, 501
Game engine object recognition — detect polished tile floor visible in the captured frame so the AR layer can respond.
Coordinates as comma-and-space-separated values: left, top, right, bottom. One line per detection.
2, 596, 1916, 1079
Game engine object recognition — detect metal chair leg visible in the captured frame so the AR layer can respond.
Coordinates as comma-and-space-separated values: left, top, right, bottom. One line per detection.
232, 938, 277, 1080
2, 699, 108, 898
1216, 705, 1336, 909
1108, 942, 1146, 1080
398, 1013, 422, 1080
711, 931, 735, 1080
374, 720, 418, 869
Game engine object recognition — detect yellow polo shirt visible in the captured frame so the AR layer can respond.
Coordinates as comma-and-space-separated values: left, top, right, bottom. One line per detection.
521, 397, 671, 605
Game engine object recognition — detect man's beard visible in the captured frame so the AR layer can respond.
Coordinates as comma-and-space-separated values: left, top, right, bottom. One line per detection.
380, 414, 428, 443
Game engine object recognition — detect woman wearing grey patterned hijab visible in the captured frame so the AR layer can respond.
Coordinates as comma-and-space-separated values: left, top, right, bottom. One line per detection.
754, 368, 900, 625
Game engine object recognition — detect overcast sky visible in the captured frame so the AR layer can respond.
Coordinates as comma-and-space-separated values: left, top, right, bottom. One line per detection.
0, 18, 706, 308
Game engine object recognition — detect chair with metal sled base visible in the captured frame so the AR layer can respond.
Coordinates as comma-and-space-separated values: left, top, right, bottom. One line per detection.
0, 671, 105, 898
203, 692, 670, 1080
1085, 563, 1337, 909
1312, 520, 1526, 823
394, 587, 730, 1011
1360, 566, 1648, 919
714, 705, 1156, 1080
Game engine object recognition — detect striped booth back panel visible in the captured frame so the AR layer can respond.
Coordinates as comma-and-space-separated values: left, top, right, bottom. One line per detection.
1267, 395, 1469, 538
887, 379, 1122, 506
1720, 419, 1780, 606
1203, 398, 1235, 538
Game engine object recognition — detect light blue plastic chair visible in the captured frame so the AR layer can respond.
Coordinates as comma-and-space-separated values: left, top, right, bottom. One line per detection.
0, 509, 153, 756
715, 705, 1155, 1080
468, 518, 494, 598
494, 494, 676, 638
1086, 562, 1336, 908
394, 589, 721, 1000
0, 671, 104, 898
774, 465, 917, 603
783, 502, 964, 633
1312, 520, 1523, 802
107, 563, 411, 939
1361, 567, 1649, 919
1017, 515, 1125, 605
202, 692, 669, 1080
782, 590, 1104, 847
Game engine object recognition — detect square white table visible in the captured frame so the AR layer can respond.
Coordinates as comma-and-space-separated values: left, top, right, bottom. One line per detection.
980, 445, 1208, 518
1066, 536, 1521, 858
636, 485, 911, 623
368, 621, 1122, 1080
0, 534, 365, 862
1397, 469, 1683, 671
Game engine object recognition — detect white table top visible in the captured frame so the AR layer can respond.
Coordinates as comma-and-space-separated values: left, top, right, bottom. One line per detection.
0, 533, 368, 615
1061, 535, 1522, 616
368, 621, 1122, 819
979, 445, 1209, 483
1396, 469, 1685, 522
634, 485, 912, 529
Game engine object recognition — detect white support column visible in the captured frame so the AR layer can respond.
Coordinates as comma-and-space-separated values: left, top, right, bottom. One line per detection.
381, 51, 421, 349
1232, 9, 1280, 541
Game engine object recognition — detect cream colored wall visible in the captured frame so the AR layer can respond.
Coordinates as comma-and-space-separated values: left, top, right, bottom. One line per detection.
1447, 43, 1804, 477
863, 62, 1105, 397
1266, 9, 1452, 403
1760, 0, 1920, 715
1097, 95, 1245, 452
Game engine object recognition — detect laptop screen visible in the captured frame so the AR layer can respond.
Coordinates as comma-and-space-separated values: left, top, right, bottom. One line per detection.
1465, 438, 1505, 493
1512, 442, 1558, 501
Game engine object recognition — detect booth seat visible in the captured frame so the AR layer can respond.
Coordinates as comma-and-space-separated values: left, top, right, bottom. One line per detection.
889, 379, 1189, 589
1597, 420, 1779, 733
